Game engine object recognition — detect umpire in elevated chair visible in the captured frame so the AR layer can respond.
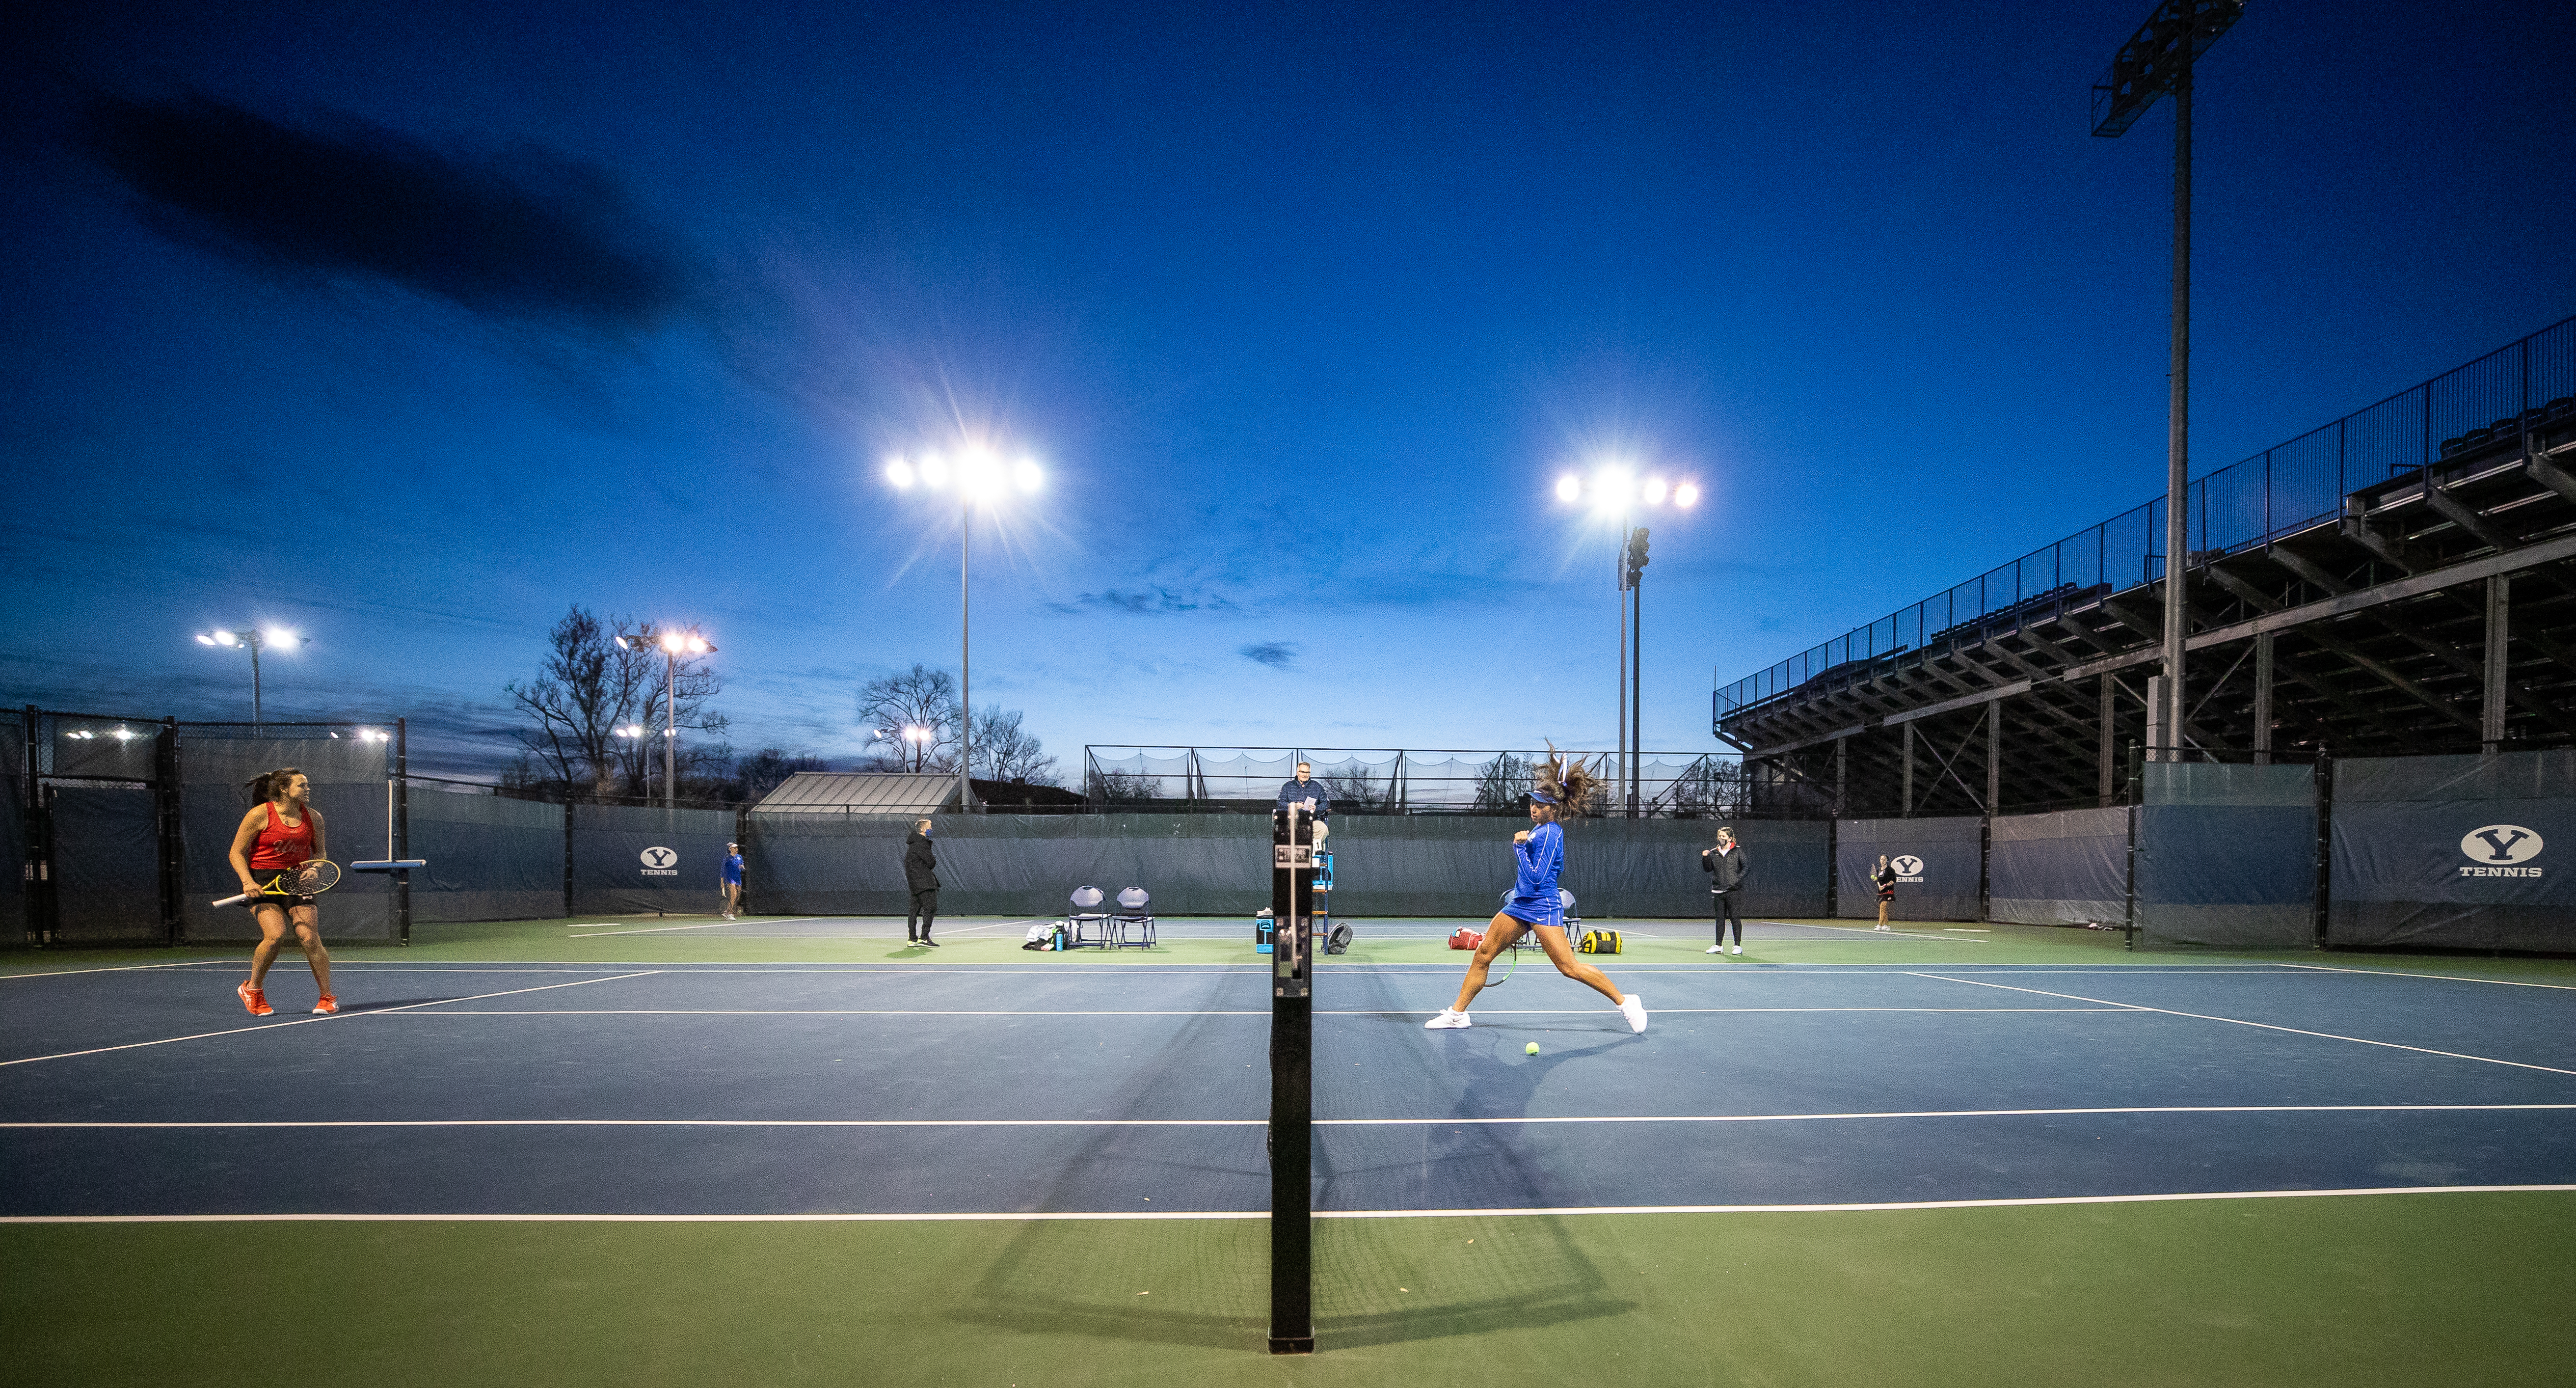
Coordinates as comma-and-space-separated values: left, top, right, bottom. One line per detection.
1276, 761, 1332, 845
1701, 825, 1750, 956
904, 818, 942, 947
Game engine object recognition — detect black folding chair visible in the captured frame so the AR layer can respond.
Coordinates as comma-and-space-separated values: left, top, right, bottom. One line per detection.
1111, 887, 1157, 948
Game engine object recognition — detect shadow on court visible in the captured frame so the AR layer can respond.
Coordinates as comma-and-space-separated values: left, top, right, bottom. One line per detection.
1304, 967, 1637, 1349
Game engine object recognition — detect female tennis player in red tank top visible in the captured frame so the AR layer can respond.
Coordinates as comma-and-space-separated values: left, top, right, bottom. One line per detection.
227, 767, 337, 1016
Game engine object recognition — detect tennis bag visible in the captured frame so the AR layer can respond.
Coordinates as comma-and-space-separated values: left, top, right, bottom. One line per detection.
1325, 922, 1352, 955
1024, 922, 1066, 950
1577, 929, 1623, 955
1447, 928, 1483, 950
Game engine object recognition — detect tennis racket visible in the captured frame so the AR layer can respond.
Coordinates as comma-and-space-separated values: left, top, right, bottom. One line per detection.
213, 858, 342, 909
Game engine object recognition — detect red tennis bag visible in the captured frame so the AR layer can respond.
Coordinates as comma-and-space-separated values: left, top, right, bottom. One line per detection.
1448, 928, 1483, 950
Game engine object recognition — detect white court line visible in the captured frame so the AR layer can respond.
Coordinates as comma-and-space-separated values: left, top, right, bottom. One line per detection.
1911, 973, 2576, 1077
356, 1005, 2135, 1018
15, 1103, 2570, 1131
0, 960, 242, 981
8, 1184, 2573, 1224
0, 973, 661, 1069
567, 917, 1054, 939
2279, 962, 2576, 993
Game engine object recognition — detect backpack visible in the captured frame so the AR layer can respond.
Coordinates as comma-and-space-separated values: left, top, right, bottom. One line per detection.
1325, 922, 1352, 955
1577, 929, 1623, 956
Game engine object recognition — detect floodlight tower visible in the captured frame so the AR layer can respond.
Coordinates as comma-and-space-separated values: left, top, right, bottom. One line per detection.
2094, 0, 2246, 762
195, 627, 303, 727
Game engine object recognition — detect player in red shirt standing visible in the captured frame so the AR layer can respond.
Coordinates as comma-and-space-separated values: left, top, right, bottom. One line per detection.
227, 767, 337, 1016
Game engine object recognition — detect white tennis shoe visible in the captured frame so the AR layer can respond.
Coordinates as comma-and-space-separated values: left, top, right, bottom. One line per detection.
1424, 1009, 1471, 1029
1619, 995, 1648, 1033
1730, 945, 1742, 956
1705, 944, 1724, 954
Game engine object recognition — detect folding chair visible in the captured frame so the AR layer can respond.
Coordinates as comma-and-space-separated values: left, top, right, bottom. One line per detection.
1111, 887, 1157, 948
1067, 885, 1113, 948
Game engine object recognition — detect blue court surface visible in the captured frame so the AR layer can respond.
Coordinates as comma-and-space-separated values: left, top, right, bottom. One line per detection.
6, 951, 2573, 1219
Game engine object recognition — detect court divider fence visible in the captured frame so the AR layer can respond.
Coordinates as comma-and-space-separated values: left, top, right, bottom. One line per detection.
9, 702, 2572, 954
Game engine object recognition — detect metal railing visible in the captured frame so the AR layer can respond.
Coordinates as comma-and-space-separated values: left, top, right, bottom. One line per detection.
1715, 313, 2576, 721
1082, 745, 1754, 818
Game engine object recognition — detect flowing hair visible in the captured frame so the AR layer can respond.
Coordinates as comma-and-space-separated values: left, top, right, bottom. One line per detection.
246, 767, 306, 804
1531, 743, 1601, 822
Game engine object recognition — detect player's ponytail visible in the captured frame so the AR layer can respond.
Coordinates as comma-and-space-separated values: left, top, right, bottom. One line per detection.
246, 767, 306, 804
1531, 743, 1601, 823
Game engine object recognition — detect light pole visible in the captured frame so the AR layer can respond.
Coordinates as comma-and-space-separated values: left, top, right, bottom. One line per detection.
2094, 0, 2245, 760
195, 627, 302, 727
886, 443, 1043, 814
615, 626, 714, 807
1555, 468, 1699, 815
616, 723, 649, 799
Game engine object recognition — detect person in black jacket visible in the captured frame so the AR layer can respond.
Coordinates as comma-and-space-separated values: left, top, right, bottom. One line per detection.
1700, 826, 1750, 956
904, 818, 941, 947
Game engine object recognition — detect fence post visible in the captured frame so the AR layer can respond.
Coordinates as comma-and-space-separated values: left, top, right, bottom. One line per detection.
156, 717, 181, 946
2123, 741, 2143, 950
562, 798, 576, 919
1824, 815, 1839, 921
2313, 751, 2334, 949
394, 718, 411, 947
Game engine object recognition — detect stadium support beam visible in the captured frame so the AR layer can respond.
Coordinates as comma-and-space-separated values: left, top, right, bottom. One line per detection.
2253, 634, 2273, 765
2099, 675, 2117, 802
1987, 700, 2003, 812
2484, 576, 2511, 755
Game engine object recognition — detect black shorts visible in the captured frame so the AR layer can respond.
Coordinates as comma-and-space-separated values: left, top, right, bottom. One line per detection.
255, 891, 317, 911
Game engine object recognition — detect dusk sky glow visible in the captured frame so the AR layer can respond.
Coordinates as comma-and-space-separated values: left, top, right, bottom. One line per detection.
6, 2, 2571, 779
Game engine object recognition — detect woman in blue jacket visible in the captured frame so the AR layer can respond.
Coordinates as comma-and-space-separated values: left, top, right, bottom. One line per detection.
1426, 747, 1647, 1035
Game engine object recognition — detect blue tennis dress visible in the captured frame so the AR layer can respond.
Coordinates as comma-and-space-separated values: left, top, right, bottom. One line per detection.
1502, 821, 1565, 928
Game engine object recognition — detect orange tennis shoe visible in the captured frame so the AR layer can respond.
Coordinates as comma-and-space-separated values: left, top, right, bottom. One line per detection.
311, 994, 340, 1015
236, 982, 273, 1017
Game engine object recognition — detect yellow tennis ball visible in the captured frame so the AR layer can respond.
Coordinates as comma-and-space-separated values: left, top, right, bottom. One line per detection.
1525, 1042, 1540, 1055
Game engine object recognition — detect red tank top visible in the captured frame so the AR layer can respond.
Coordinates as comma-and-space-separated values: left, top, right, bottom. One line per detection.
249, 804, 315, 870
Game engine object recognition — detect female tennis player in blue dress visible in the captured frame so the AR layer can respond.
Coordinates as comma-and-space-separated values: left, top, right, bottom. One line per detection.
1426, 748, 1647, 1034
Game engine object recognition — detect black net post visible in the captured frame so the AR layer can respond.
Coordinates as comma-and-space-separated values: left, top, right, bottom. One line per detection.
1268, 804, 1314, 1355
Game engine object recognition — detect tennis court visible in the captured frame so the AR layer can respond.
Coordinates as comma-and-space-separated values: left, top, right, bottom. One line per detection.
7, 918, 2574, 1385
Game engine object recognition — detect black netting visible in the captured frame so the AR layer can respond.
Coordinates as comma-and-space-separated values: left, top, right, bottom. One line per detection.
1988, 807, 2130, 928
0, 711, 22, 944
570, 801, 736, 915
2136, 763, 2317, 950
2326, 751, 2574, 951
410, 791, 567, 922
1835, 817, 1983, 920
47, 785, 161, 944
745, 812, 1824, 919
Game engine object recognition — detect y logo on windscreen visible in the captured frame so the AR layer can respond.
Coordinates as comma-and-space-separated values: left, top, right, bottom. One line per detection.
1891, 855, 1926, 883
640, 846, 680, 877
2458, 826, 2543, 878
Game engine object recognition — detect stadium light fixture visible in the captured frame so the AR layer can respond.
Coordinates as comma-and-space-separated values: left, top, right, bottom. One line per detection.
627, 624, 716, 807
2092, 0, 2245, 762
197, 625, 300, 727
887, 457, 917, 489
1549, 459, 1704, 817
1554, 475, 1582, 504
882, 434, 1051, 814
1641, 477, 1668, 505
1674, 482, 1700, 508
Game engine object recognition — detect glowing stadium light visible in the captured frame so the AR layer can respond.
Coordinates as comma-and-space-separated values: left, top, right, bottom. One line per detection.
112, 726, 136, 741
919, 451, 951, 489
1641, 477, 1669, 505
661, 631, 685, 654
1554, 474, 1582, 504
685, 636, 709, 654
264, 629, 298, 648
1591, 467, 1633, 514
1674, 482, 1700, 507
195, 633, 217, 646
887, 457, 917, 489
1014, 458, 1043, 493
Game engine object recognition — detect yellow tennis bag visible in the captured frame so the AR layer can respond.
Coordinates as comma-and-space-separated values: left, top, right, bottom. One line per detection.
1577, 929, 1623, 955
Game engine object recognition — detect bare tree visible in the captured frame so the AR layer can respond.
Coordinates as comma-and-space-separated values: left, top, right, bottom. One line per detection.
970, 707, 1059, 784
733, 747, 830, 804
506, 606, 644, 797
855, 664, 960, 772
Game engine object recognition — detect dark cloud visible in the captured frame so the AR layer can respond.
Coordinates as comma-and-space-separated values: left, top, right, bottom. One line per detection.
78, 92, 693, 334
1047, 586, 1237, 616
1240, 642, 1300, 670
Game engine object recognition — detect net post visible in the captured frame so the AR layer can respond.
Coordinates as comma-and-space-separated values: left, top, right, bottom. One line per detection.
1267, 803, 1314, 1355
394, 718, 411, 947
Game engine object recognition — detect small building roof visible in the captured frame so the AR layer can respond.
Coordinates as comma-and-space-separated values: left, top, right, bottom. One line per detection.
750, 772, 968, 815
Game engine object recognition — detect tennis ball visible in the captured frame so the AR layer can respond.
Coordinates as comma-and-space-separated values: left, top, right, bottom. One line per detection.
1525, 1042, 1540, 1055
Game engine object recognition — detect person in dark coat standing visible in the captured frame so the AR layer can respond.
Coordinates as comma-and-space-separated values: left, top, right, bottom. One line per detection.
904, 818, 942, 947
1700, 826, 1751, 956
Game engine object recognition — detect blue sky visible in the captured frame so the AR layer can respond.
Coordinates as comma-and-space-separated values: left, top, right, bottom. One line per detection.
5, 1, 2571, 778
